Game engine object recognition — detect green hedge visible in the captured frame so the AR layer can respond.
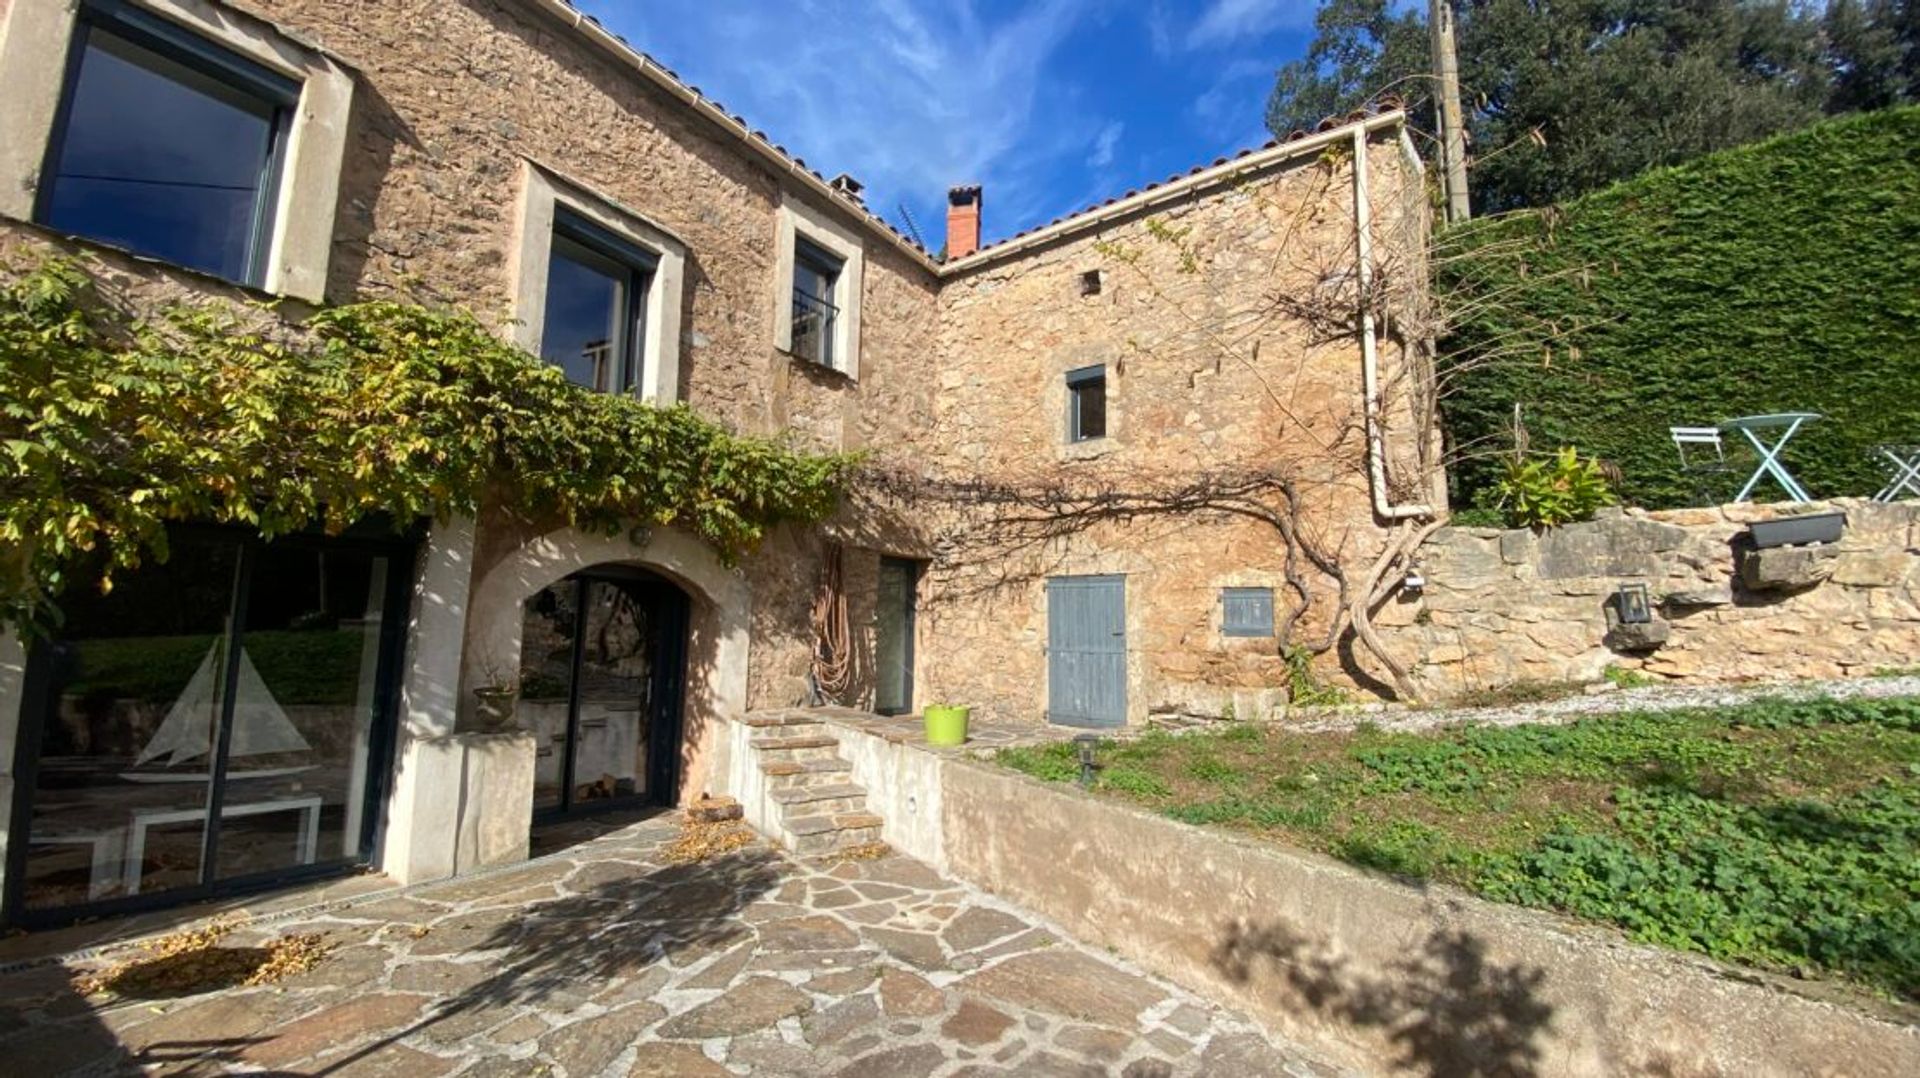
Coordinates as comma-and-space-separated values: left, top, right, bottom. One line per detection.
1441, 107, 1920, 510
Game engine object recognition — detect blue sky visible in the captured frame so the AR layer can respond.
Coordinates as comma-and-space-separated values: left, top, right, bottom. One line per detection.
573, 1, 1319, 249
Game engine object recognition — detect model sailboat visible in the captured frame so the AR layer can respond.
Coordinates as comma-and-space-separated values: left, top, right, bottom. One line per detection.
121, 640, 315, 783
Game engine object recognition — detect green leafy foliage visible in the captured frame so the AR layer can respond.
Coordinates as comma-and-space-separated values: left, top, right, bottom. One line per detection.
1266, 0, 1916, 211
996, 694, 1920, 998
1444, 108, 1920, 509
1492, 447, 1615, 527
0, 259, 855, 631
1285, 645, 1350, 706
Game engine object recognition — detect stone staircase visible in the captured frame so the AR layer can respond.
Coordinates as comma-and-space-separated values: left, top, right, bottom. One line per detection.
744, 713, 885, 856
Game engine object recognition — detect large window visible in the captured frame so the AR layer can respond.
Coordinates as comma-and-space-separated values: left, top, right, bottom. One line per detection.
35, 2, 298, 286
8, 526, 413, 923
539, 211, 655, 394
1068, 364, 1107, 442
791, 237, 844, 367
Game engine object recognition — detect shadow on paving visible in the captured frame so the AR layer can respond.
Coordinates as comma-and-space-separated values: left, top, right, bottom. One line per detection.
300, 844, 785, 1075
1212, 919, 1554, 1078
0, 964, 152, 1076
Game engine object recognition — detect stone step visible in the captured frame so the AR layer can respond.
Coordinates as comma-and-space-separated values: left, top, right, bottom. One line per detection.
751, 734, 842, 762
789, 824, 885, 857
743, 713, 830, 730
784, 811, 884, 836
751, 734, 840, 752
769, 781, 867, 806
777, 791, 868, 818
758, 757, 852, 788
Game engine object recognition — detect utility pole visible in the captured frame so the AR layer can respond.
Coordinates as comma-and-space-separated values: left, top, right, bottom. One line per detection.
1430, 0, 1471, 223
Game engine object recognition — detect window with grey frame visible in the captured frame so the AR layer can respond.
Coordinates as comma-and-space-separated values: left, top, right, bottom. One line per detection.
791, 237, 843, 367
1067, 364, 1107, 442
540, 209, 656, 394
35, 0, 300, 288
1221, 587, 1275, 637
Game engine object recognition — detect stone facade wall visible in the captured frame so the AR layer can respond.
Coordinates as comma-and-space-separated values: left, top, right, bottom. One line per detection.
0, 0, 1433, 749
903, 136, 1434, 723
1388, 499, 1920, 698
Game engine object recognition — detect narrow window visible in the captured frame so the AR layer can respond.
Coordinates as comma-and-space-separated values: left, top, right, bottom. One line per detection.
540, 211, 655, 393
791, 237, 843, 367
1067, 364, 1107, 442
1221, 587, 1275, 637
36, 2, 299, 286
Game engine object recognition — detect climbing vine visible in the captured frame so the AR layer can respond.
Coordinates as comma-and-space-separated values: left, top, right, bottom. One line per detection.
0, 258, 855, 633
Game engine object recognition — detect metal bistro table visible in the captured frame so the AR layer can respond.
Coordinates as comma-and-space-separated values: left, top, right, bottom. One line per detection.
1720, 413, 1820, 503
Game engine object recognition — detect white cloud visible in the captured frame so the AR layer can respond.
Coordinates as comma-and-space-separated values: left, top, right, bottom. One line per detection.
1185, 0, 1313, 50
1145, 1, 1175, 58
1087, 121, 1124, 169
590, 0, 1096, 244
1191, 58, 1275, 144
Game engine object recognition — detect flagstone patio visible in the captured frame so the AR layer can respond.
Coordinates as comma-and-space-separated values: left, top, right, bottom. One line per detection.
0, 813, 1345, 1077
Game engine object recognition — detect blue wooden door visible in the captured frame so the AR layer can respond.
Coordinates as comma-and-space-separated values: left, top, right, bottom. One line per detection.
1047, 575, 1126, 728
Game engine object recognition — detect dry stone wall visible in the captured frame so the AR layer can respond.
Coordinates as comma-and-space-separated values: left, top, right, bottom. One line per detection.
1388, 499, 1920, 697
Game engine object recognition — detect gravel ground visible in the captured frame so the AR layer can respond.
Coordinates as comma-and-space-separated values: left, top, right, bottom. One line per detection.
1284, 674, 1920, 734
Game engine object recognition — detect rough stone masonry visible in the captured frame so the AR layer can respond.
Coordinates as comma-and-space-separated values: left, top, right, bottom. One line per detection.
1384, 498, 1920, 697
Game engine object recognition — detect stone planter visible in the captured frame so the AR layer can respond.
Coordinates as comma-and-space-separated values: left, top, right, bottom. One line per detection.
1748, 511, 1844, 549
469, 687, 519, 732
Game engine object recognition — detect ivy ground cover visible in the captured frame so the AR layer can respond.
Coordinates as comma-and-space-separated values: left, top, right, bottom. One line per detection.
997, 696, 1920, 1001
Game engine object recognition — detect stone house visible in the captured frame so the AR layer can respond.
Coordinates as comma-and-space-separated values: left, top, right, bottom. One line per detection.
0, 0, 1436, 924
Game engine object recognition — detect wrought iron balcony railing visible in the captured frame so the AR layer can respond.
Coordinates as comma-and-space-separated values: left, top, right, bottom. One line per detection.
791, 286, 838, 366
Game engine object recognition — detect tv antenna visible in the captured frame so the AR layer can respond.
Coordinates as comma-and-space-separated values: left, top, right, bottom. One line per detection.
897, 201, 928, 251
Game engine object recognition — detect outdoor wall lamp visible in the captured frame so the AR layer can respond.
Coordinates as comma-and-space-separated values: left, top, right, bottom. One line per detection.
1403, 563, 1426, 592
1616, 582, 1652, 625
1074, 733, 1101, 788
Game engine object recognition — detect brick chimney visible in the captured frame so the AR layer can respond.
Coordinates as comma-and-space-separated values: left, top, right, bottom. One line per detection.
946, 185, 982, 260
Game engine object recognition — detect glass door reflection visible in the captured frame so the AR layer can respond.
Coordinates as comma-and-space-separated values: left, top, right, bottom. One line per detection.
521, 569, 688, 819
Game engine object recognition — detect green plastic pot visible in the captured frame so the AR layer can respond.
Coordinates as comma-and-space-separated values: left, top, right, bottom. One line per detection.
922, 704, 971, 747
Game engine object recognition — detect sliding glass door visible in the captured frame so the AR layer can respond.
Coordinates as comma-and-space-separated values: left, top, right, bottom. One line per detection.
8, 526, 413, 922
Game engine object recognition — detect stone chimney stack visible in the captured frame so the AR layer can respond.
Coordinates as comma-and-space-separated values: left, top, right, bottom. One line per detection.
946, 185, 982, 260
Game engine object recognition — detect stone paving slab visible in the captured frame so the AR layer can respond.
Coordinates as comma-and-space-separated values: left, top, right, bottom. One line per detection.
0, 814, 1349, 1077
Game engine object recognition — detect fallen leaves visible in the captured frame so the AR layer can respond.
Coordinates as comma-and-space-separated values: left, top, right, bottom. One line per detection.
661, 819, 759, 865
74, 915, 334, 999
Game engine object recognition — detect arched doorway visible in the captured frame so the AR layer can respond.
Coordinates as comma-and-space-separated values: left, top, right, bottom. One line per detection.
516, 566, 689, 818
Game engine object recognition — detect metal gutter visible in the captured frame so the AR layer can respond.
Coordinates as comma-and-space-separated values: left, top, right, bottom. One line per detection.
942, 111, 1408, 275
1352, 124, 1435, 521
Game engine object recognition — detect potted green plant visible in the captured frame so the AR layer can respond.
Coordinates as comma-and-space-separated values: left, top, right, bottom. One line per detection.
921, 703, 971, 747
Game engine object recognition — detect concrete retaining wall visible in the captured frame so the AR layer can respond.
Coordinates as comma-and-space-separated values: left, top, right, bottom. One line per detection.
933, 757, 1920, 1077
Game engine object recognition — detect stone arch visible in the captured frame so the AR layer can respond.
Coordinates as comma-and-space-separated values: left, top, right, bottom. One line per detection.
463, 525, 749, 804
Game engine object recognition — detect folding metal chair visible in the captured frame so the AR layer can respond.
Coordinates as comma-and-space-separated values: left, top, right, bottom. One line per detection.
1873, 444, 1920, 502
1670, 426, 1733, 505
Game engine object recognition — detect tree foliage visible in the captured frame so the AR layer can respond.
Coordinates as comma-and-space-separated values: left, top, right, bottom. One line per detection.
0, 259, 854, 632
1439, 107, 1920, 509
1267, 0, 1920, 210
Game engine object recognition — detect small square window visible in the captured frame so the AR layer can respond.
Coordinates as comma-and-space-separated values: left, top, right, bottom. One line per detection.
540, 210, 656, 394
1222, 587, 1275, 637
36, 4, 301, 287
1067, 364, 1106, 443
1079, 269, 1102, 296
792, 237, 843, 367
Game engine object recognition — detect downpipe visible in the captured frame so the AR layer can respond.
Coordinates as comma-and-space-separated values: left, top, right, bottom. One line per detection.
1351, 125, 1435, 522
